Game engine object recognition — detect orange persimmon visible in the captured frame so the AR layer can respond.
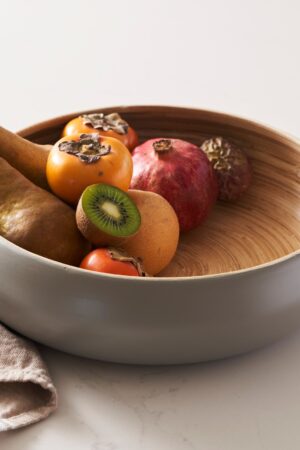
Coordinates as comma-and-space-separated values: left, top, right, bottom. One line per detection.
80, 248, 141, 277
63, 113, 139, 151
46, 133, 132, 205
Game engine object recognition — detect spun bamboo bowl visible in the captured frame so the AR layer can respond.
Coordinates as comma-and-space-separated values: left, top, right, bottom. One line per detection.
0, 106, 299, 364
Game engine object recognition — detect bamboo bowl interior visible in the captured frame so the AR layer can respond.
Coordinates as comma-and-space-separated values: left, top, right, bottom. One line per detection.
20, 106, 300, 278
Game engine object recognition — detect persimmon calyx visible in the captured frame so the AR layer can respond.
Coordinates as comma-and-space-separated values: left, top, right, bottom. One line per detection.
58, 133, 111, 164
82, 113, 129, 135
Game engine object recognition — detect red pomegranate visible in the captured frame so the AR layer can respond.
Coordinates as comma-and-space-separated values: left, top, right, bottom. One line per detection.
130, 138, 218, 232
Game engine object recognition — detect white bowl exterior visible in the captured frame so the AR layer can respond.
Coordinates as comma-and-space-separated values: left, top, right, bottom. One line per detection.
0, 236, 300, 364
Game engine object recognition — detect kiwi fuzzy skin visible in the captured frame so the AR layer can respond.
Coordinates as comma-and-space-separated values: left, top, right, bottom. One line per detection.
76, 197, 137, 247
118, 190, 180, 275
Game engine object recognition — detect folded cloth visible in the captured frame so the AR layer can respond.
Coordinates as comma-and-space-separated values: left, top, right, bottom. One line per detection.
0, 324, 57, 431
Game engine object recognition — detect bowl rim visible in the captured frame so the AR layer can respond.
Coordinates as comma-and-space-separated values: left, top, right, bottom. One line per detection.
10, 104, 300, 282
1, 235, 299, 283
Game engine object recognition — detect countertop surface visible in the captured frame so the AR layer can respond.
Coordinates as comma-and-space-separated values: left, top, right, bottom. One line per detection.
0, 0, 300, 449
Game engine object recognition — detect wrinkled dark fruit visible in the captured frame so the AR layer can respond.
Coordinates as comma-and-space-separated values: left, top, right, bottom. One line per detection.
130, 138, 218, 232
201, 137, 252, 201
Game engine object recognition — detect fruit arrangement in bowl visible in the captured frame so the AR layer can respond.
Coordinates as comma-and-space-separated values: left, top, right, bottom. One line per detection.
0, 110, 253, 278
0, 105, 299, 365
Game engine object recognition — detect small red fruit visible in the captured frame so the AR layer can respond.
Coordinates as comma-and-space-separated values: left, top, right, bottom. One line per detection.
130, 138, 218, 232
80, 248, 146, 277
201, 137, 252, 201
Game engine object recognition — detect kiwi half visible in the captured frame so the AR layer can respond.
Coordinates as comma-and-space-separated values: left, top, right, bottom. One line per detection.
76, 183, 141, 245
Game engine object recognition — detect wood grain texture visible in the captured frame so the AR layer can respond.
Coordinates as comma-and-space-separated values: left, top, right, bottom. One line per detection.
19, 106, 300, 277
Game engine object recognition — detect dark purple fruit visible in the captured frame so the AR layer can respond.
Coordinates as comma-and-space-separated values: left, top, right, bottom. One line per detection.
201, 137, 252, 201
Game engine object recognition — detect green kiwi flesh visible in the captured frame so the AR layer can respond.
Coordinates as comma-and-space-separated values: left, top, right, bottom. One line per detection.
81, 183, 141, 237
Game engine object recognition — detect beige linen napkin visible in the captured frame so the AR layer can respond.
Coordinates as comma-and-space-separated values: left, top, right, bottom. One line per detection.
0, 324, 57, 431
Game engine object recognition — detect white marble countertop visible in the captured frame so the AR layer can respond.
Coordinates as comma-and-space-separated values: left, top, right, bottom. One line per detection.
0, 0, 299, 448
2, 332, 300, 450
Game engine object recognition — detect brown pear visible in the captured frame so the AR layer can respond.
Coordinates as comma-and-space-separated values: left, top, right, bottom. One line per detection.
0, 126, 51, 189
119, 190, 180, 275
0, 157, 90, 265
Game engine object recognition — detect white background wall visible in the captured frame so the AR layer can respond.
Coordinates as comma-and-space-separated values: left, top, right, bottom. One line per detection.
0, 0, 299, 135
0, 1, 300, 449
